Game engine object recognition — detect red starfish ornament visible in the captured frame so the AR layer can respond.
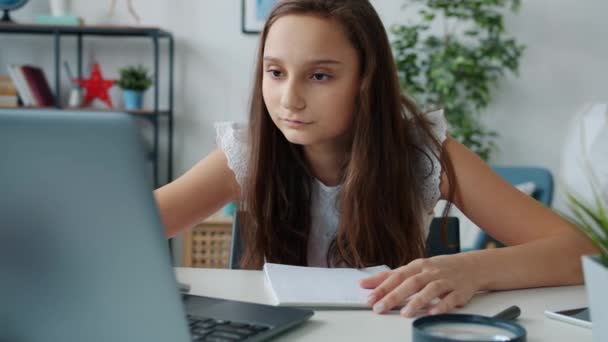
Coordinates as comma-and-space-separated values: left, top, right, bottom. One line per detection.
76, 63, 116, 108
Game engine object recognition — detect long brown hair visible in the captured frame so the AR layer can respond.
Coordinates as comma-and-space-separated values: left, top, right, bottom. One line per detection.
241, 0, 456, 269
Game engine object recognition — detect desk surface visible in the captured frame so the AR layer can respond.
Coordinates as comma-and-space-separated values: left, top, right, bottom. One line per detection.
175, 267, 592, 341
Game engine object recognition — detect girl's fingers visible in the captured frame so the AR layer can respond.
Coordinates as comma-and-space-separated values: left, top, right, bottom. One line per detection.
364, 265, 422, 305
360, 259, 424, 290
426, 290, 470, 316
400, 280, 451, 317
370, 272, 431, 314
359, 271, 391, 289
366, 272, 409, 309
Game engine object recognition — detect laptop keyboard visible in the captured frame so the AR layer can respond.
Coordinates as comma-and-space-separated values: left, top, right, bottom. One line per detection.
188, 315, 271, 342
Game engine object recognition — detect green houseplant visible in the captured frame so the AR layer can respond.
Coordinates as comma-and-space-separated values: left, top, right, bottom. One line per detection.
564, 176, 607, 342
391, 0, 525, 161
566, 191, 608, 265
116, 65, 153, 110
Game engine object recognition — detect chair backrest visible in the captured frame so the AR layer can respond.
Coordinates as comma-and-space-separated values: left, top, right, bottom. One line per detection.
229, 214, 459, 269
229, 212, 245, 270
492, 166, 554, 205
426, 217, 460, 257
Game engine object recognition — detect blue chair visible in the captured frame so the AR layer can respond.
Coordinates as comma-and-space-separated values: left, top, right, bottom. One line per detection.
472, 166, 554, 249
229, 214, 459, 269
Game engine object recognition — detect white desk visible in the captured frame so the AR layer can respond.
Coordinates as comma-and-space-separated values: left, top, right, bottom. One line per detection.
176, 267, 592, 341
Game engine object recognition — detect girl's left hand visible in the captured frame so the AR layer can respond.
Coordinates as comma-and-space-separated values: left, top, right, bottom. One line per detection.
360, 254, 481, 317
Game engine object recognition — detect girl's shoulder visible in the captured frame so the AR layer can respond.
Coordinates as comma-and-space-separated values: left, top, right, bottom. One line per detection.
215, 121, 249, 188
410, 109, 448, 147
423, 109, 448, 144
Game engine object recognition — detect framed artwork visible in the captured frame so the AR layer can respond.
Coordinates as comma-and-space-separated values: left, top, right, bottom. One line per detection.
242, 0, 278, 34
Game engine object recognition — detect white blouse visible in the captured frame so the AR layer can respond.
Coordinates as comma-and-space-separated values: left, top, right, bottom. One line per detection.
215, 110, 448, 267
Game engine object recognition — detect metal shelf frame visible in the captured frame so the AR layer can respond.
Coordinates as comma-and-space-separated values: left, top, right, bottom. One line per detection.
0, 23, 174, 187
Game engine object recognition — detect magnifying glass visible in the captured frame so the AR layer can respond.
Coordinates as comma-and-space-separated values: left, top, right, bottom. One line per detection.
412, 305, 526, 342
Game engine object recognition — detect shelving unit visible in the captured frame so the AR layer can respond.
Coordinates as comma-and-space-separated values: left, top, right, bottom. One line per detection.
0, 23, 174, 187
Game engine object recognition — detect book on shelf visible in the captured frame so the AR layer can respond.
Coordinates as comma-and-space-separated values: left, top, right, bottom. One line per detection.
35, 15, 84, 26
6, 64, 55, 107
6, 64, 33, 106
0, 75, 18, 107
20, 65, 55, 106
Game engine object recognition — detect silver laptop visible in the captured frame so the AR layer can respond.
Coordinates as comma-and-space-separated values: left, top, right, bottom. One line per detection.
0, 109, 313, 342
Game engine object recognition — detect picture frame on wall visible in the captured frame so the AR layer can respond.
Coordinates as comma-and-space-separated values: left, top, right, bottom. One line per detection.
242, 0, 278, 34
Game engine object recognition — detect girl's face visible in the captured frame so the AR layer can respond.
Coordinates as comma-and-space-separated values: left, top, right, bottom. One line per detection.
262, 14, 360, 149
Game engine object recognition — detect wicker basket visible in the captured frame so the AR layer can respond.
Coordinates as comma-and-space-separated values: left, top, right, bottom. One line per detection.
183, 213, 233, 268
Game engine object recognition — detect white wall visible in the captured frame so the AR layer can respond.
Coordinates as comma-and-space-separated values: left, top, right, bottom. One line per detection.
375, 0, 608, 210
4, 0, 607, 242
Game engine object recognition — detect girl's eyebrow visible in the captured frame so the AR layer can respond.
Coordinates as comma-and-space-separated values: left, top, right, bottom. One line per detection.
263, 56, 343, 66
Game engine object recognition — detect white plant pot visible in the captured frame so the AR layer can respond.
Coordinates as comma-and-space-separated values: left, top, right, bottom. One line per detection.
582, 255, 608, 342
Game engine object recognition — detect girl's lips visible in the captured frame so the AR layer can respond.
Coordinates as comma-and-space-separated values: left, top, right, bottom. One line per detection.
282, 118, 312, 128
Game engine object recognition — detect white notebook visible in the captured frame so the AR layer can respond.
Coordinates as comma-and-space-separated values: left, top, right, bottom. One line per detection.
263, 263, 390, 308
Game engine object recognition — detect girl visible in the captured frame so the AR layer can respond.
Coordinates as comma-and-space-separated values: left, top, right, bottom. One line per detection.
155, 0, 595, 317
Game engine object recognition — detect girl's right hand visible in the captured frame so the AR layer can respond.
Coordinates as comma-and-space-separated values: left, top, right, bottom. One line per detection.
360, 254, 480, 317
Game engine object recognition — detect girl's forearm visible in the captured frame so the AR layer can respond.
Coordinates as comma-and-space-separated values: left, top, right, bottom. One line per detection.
466, 233, 597, 291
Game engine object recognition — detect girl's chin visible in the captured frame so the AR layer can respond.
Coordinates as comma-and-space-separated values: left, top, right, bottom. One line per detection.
283, 136, 309, 146
280, 130, 314, 146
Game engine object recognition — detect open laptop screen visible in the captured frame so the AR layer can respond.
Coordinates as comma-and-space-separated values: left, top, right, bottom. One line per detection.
0, 109, 191, 342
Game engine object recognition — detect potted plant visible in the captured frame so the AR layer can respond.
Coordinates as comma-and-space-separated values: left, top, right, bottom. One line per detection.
116, 65, 152, 110
391, 0, 525, 161
564, 182, 607, 342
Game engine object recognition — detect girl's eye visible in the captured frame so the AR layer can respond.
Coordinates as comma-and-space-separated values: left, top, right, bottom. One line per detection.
267, 69, 282, 78
311, 73, 330, 81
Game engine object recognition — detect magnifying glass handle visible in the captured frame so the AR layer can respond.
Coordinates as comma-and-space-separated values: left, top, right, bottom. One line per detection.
492, 305, 521, 321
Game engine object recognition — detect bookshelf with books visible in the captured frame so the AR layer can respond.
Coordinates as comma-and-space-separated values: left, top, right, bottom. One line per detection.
0, 23, 174, 188
6, 64, 55, 107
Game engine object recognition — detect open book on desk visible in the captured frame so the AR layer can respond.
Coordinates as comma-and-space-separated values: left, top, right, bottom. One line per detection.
263, 263, 390, 308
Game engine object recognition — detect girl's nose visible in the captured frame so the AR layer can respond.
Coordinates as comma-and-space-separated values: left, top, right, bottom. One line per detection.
280, 81, 306, 111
